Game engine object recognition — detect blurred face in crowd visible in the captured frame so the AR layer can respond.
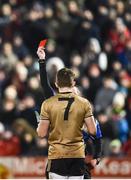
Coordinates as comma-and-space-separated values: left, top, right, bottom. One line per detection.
116, 1, 125, 15
24, 133, 33, 144
110, 145, 121, 154
120, 76, 131, 88
46, 40, 56, 53
83, 10, 94, 22
104, 41, 113, 53
98, 5, 109, 16
71, 54, 82, 67
110, 140, 122, 155
118, 70, 131, 88
3, 42, 13, 56
3, 99, 16, 111
9, 0, 17, 6
1, 4, 12, 16
28, 3, 44, 21
4, 85, 17, 100
88, 64, 100, 78
115, 18, 126, 33
15, 63, 28, 82
81, 76, 90, 89
112, 61, 122, 71
81, 21, 91, 30
23, 55, 33, 67
108, 0, 117, 7
109, 9, 117, 20
98, 113, 108, 124
68, 1, 79, 13
45, 7, 53, 18
120, 76, 130, 88
28, 76, 40, 90
103, 77, 114, 89
23, 95, 35, 108
3, 86, 17, 112
13, 35, 23, 47
124, 12, 131, 24
113, 92, 125, 109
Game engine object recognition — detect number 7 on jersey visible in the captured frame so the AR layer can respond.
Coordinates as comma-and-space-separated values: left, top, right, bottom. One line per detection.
58, 98, 74, 120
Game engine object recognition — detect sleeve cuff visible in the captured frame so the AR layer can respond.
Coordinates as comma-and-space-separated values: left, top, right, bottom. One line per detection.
38, 59, 45, 63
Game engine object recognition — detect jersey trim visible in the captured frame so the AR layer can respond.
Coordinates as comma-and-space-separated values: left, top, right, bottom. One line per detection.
85, 115, 93, 118
40, 118, 49, 121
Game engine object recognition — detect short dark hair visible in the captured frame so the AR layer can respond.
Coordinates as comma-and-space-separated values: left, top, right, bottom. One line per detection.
56, 68, 75, 88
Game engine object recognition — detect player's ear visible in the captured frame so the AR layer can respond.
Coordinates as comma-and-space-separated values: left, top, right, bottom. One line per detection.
55, 82, 59, 88
72, 80, 76, 87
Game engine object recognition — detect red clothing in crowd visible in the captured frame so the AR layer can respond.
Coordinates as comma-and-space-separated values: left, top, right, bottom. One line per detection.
0, 136, 21, 156
123, 139, 131, 155
109, 28, 131, 53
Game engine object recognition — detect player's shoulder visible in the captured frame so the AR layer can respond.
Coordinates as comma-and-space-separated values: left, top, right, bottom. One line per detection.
74, 95, 90, 105
43, 95, 57, 104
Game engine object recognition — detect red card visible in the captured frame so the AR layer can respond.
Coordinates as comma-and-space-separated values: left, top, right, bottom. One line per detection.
38, 39, 47, 48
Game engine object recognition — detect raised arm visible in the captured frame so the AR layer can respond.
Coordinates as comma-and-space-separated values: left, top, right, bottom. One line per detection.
37, 47, 54, 99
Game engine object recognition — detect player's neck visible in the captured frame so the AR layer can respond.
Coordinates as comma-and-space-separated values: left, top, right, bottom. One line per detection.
58, 87, 73, 93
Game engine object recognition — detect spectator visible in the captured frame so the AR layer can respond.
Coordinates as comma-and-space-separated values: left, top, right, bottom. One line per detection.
109, 17, 131, 66
97, 110, 119, 156
0, 130, 21, 156
109, 139, 124, 157
13, 34, 29, 59
0, 42, 18, 71
111, 92, 129, 143
86, 63, 102, 103
95, 77, 117, 112
12, 118, 37, 155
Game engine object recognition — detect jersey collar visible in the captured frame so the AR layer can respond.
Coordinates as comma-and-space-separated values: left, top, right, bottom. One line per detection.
58, 92, 72, 94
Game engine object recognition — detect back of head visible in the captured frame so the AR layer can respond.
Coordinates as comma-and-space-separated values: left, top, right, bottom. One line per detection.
56, 68, 75, 88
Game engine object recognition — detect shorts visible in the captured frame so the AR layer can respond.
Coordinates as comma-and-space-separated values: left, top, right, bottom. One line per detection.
46, 158, 85, 177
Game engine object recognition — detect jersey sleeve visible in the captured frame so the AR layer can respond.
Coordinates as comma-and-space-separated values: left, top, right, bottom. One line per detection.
39, 62, 54, 99
40, 101, 50, 120
84, 100, 93, 118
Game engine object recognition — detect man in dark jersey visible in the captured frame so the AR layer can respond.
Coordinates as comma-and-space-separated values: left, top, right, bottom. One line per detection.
37, 47, 102, 179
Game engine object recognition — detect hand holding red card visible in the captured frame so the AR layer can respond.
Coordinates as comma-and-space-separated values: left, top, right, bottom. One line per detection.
38, 39, 47, 48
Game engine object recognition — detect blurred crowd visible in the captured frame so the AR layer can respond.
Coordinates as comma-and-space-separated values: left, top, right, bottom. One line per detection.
0, 0, 131, 157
